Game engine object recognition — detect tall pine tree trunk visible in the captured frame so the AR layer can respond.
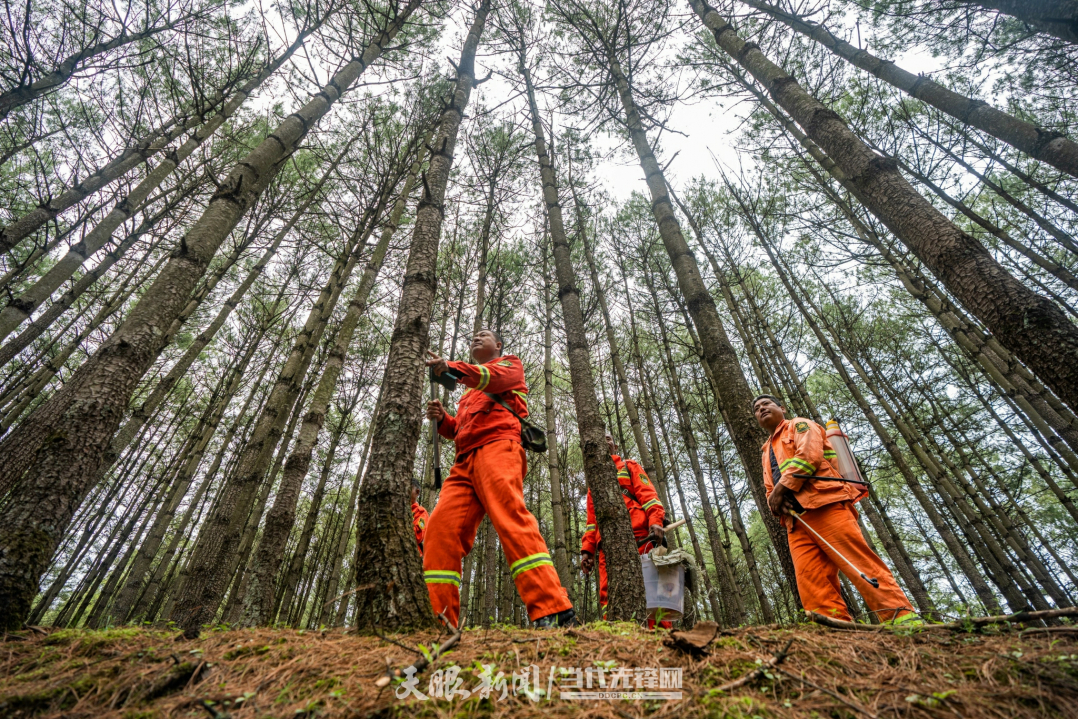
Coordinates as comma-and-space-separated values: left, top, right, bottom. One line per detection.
172, 202, 371, 633
690, 0, 1078, 417
737, 0, 1078, 178
968, 0, 1078, 44
606, 50, 799, 595
0, 0, 423, 631
514, 24, 646, 620
542, 242, 571, 588
576, 191, 658, 480
238, 149, 415, 626
349, 1, 489, 633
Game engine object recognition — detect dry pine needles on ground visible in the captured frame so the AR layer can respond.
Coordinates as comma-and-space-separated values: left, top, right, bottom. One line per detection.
0, 621, 1076, 718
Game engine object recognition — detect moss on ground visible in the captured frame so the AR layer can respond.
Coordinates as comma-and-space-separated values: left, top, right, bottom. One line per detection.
0, 622, 1075, 718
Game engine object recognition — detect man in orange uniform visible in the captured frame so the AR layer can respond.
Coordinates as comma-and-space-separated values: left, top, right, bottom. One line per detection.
411, 480, 428, 555
424, 329, 575, 628
754, 395, 914, 623
580, 433, 667, 626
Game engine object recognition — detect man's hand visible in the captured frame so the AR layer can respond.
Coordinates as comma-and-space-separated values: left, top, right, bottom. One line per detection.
768, 482, 795, 516
648, 524, 664, 544
580, 552, 594, 574
426, 400, 445, 422
426, 350, 449, 376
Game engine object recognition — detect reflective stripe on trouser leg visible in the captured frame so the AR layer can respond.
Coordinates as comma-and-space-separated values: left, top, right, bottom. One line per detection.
424, 571, 461, 586
422, 457, 486, 627
787, 511, 849, 621
470, 440, 574, 621
810, 502, 912, 621
789, 502, 912, 622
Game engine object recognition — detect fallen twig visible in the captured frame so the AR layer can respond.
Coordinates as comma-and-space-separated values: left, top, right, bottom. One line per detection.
710, 639, 794, 693
1019, 626, 1078, 636
373, 630, 424, 657
808, 607, 1078, 632
322, 583, 376, 609
374, 612, 463, 688
773, 665, 878, 718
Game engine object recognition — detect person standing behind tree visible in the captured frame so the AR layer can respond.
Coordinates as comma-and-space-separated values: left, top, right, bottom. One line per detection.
411, 479, 428, 556
424, 329, 576, 628
580, 432, 668, 628
753, 394, 916, 623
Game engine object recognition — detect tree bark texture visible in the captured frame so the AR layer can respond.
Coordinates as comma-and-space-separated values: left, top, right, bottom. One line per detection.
739, 0, 1078, 178
0, 0, 422, 633
349, 0, 488, 633
606, 50, 799, 594
968, 0, 1078, 44
516, 30, 647, 620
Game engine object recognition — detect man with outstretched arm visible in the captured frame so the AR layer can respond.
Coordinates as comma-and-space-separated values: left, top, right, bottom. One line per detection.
753, 394, 916, 623
424, 329, 575, 628
580, 432, 669, 628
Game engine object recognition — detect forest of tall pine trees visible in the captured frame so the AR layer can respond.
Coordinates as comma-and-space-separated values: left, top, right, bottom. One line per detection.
1, 0, 1077, 658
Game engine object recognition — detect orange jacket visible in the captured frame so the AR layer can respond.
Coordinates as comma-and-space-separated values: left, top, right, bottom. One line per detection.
437, 354, 529, 456
581, 456, 664, 554
412, 501, 428, 553
761, 417, 865, 525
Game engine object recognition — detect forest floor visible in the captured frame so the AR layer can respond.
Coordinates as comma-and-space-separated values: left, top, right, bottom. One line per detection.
1, 619, 1077, 719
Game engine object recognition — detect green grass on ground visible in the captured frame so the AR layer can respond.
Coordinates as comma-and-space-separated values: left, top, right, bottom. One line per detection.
1, 620, 1076, 718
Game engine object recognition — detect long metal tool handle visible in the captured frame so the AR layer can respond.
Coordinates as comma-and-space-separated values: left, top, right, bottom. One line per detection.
786, 509, 879, 588
635, 517, 687, 547
431, 376, 441, 489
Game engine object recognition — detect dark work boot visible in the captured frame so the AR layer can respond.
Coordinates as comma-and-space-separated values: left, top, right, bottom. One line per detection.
534, 607, 578, 629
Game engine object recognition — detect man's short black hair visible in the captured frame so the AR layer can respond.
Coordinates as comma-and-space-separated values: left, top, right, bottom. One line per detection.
411, 477, 421, 491
752, 394, 785, 410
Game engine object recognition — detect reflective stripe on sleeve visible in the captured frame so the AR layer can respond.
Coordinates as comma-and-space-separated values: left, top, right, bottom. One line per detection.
476, 365, 491, 391
780, 457, 816, 474
424, 570, 461, 587
642, 499, 662, 511
509, 552, 554, 579
584, 524, 596, 532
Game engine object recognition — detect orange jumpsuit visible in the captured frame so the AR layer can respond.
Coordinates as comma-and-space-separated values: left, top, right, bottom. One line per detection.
412, 502, 428, 555
423, 354, 572, 626
581, 456, 665, 621
762, 417, 912, 622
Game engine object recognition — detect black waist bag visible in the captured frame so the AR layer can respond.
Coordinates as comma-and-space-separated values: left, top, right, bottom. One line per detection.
485, 392, 547, 452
